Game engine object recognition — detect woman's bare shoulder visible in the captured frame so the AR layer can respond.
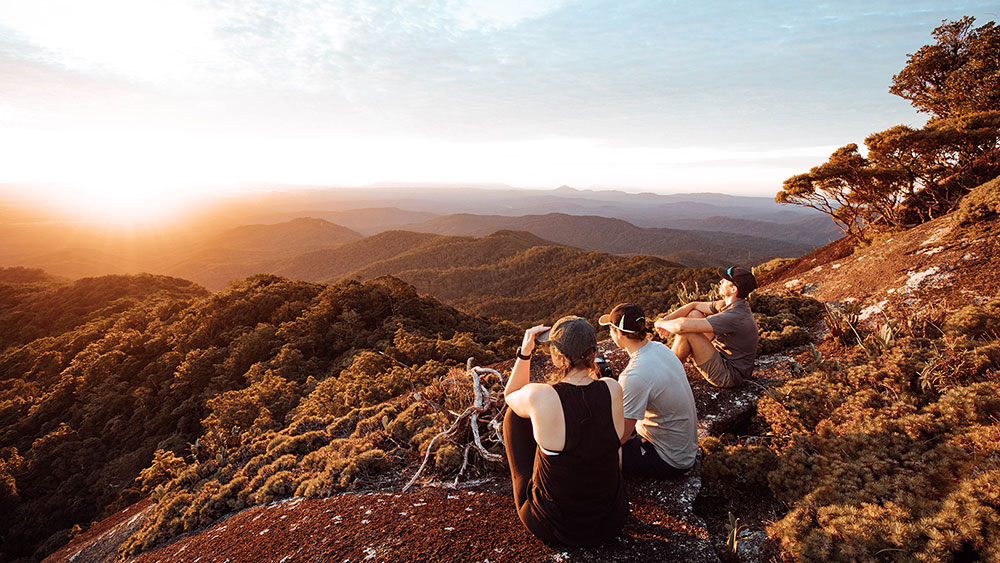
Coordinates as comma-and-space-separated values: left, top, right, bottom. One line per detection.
600, 377, 623, 397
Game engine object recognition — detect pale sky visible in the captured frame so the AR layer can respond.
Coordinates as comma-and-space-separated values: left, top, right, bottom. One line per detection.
1, 0, 997, 202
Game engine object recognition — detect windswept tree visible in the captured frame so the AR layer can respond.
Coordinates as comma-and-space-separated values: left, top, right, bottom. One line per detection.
777, 17, 1000, 239
776, 145, 907, 241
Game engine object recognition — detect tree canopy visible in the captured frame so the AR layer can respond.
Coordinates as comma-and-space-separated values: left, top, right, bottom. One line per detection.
890, 17, 1000, 119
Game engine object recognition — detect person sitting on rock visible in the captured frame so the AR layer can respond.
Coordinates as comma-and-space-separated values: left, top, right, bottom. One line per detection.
503, 316, 628, 546
600, 303, 698, 479
654, 266, 759, 388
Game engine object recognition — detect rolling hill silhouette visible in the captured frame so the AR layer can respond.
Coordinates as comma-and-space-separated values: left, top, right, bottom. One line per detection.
663, 215, 842, 247
271, 229, 715, 324
203, 217, 362, 254
398, 212, 812, 267
275, 229, 553, 284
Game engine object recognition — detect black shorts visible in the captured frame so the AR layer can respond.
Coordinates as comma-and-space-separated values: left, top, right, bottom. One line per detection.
620, 433, 690, 479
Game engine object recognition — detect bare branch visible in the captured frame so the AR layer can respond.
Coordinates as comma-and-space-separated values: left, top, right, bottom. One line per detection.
403, 359, 507, 491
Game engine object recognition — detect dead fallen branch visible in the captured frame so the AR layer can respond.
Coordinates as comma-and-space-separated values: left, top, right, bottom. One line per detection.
403, 358, 506, 491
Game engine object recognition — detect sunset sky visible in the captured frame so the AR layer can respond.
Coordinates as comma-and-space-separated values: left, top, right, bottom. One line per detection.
1, 0, 996, 203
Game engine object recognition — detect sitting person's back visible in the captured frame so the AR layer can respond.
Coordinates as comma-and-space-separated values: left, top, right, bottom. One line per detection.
528, 379, 625, 544
503, 317, 628, 546
600, 303, 698, 479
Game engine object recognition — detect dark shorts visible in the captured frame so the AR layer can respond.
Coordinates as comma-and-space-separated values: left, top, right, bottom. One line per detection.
696, 349, 744, 388
620, 433, 690, 480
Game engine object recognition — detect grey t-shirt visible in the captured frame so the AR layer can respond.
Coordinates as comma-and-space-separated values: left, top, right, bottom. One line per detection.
707, 299, 759, 380
618, 340, 698, 469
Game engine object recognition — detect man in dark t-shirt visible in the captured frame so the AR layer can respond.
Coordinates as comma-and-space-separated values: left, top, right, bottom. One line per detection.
654, 266, 759, 388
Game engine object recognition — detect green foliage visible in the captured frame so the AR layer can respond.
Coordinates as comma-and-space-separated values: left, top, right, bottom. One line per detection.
753, 257, 797, 278
0, 273, 207, 352
0, 447, 26, 500
890, 17, 1000, 119
401, 245, 720, 326
701, 437, 779, 497
944, 292, 1000, 340
0, 267, 58, 284
750, 292, 822, 355
822, 301, 862, 345
725, 512, 747, 560
954, 176, 1000, 232
758, 325, 811, 355
137, 449, 186, 498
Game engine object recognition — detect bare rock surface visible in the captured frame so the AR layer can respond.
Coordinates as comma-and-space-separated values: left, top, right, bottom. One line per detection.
760, 215, 1000, 323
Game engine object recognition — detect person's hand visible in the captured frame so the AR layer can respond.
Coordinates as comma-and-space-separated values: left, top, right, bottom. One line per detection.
653, 319, 673, 338
520, 325, 551, 356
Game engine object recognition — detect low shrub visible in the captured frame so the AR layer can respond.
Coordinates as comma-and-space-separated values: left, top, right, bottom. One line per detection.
734, 323, 1000, 561
944, 292, 1000, 340
954, 176, 1000, 227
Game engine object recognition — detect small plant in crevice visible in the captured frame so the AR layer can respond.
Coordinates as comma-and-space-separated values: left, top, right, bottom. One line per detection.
723, 511, 747, 562
823, 301, 862, 346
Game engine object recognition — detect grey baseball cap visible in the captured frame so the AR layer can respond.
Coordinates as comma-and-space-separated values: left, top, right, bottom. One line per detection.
538, 316, 597, 362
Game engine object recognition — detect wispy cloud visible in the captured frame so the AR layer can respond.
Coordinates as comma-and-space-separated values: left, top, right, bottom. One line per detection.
0, 0, 995, 191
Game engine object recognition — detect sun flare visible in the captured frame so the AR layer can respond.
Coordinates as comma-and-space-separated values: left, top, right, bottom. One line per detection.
39, 182, 196, 228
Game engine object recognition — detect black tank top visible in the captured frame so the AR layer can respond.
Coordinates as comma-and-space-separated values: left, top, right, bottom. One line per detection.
528, 380, 628, 546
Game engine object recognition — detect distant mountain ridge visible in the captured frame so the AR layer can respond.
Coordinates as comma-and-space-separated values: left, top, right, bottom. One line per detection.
206, 217, 362, 254
662, 215, 842, 247
398, 212, 813, 268
255, 208, 440, 236
1, 186, 831, 291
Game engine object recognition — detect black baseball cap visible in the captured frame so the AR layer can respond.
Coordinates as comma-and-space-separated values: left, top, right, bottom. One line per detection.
718, 266, 758, 295
599, 303, 646, 334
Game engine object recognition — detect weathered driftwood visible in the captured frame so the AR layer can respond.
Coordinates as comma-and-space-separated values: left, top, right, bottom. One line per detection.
403, 358, 506, 491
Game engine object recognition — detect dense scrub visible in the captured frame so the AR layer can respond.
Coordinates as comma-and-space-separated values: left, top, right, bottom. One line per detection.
953, 176, 1000, 237
750, 292, 822, 354
702, 293, 1000, 561
0, 269, 208, 351
0, 273, 518, 561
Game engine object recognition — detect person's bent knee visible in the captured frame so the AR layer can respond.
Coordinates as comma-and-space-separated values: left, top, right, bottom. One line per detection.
686, 309, 706, 319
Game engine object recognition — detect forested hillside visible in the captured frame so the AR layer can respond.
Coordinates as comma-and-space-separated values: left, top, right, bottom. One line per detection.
276, 229, 552, 284
271, 230, 719, 325
0, 273, 520, 561
398, 245, 715, 325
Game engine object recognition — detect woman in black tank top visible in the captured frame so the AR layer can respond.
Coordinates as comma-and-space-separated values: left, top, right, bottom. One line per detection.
503, 317, 628, 546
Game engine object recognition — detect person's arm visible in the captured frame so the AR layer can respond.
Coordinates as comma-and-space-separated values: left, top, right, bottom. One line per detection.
603, 378, 626, 442
663, 300, 717, 320
620, 417, 638, 445
654, 316, 714, 335
505, 325, 550, 396
505, 325, 551, 417
617, 368, 649, 444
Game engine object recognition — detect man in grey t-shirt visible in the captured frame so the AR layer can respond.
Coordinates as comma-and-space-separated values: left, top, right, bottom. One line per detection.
654, 266, 759, 388
600, 303, 698, 479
